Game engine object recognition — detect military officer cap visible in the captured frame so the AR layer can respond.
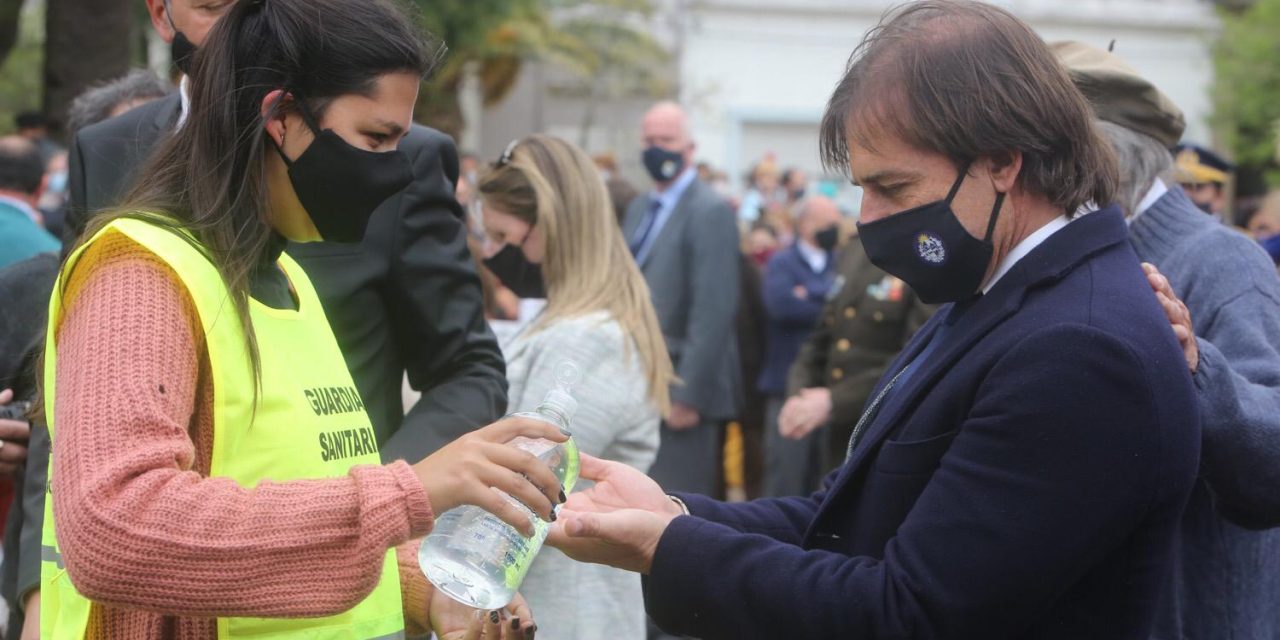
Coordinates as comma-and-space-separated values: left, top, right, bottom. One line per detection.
1172, 143, 1234, 185
1051, 40, 1186, 149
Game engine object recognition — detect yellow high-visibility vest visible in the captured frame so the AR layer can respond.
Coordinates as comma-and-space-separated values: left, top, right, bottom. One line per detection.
41, 216, 405, 639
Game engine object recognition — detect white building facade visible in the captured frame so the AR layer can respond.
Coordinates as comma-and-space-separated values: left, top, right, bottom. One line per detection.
479, 0, 1220, 210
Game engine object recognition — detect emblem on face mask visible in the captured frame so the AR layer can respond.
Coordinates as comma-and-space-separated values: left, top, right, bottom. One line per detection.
661, 160, 677, 179
917, 233, 946, 265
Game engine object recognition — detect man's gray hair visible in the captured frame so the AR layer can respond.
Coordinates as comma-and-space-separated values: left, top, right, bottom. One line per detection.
1096, 120, 1173, 217
67, 69, 171, 135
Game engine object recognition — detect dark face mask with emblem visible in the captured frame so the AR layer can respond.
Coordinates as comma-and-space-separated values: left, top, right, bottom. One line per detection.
856, 161, 1004, 304
642, 145, 685, 183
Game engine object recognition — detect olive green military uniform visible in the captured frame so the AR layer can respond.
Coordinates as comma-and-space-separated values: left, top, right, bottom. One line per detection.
786, 238, 934, 473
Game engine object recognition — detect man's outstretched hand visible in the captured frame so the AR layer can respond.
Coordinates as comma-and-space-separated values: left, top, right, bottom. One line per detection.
546, 455, 684, 574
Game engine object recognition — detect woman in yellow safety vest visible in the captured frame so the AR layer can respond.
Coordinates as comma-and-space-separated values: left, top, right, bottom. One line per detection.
39, 0, 561, 638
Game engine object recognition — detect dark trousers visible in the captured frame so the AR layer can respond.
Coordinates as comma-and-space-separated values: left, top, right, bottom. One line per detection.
648, 419, 722, 496
762, 395, 824, 497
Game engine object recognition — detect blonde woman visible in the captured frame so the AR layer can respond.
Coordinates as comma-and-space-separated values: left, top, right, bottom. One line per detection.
477, 135, 674, 640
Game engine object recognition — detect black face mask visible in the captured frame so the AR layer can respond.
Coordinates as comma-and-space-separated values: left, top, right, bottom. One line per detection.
274, 103, 414, 244
484, 243, 545, 299
815, 225, 840, 252
170, 30, 197, 75
856, 162, 1004, 304
642, 146, 685, 183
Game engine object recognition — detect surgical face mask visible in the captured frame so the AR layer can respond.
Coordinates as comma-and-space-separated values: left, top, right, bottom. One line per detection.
274, 102, 414, 243
856, 161, 1004, 304
47, 170, 68, 195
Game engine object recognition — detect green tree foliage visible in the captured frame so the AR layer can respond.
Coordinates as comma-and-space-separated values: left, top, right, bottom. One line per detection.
412, 0, 667, 140
0, 1, 43, 135
412, 0, 547, 138
1213, 0, 1280, 186
550, 0, 671, 146
0, 0, 22, 66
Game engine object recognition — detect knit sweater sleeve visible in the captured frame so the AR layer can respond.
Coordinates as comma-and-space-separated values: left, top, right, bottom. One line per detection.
1190, 283, 1280, 529
51, 233, 435, 618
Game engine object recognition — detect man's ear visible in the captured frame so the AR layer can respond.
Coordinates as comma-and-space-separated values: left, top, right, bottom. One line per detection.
146, 0, 176, 44
986, 150, 1022, 194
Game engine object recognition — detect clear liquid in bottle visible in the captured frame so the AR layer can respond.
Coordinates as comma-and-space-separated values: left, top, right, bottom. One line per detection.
420, 362, 581, 609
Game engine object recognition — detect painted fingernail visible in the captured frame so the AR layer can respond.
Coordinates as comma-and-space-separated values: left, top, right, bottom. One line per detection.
529, 624, 538, 640
512, 617, 521, 630
489, 610, 500, 624
559, 488, 567, 503
549, 509, 557, 522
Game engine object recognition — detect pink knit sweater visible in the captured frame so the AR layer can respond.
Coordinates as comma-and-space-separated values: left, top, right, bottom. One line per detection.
50, 234, 436, 638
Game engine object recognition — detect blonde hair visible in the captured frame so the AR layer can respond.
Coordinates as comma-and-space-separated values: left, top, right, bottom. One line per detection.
478, 135, 674, 415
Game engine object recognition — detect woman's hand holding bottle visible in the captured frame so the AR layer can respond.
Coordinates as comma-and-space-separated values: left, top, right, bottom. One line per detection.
413, 418, 569, 536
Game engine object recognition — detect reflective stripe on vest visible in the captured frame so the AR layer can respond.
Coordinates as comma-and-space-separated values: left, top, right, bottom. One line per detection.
41, 217, 404, 639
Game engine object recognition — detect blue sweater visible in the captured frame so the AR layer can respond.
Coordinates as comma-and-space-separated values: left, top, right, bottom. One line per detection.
1130, 186, 1280, 640
758, 243, 835, 395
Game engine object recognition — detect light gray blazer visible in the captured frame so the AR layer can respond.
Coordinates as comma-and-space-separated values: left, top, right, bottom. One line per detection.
502, 312, 660, 640
623, 178, 742, 420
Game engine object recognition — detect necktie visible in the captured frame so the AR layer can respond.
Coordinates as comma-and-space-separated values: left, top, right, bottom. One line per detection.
630, 198, 662, 257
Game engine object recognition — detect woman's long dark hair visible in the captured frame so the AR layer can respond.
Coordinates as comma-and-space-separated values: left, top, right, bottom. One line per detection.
65, 0, 440, 397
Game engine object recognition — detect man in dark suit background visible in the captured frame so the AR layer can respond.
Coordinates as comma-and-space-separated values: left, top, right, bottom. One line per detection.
780, 236, 933, 479
547, 2, 1200, 637
757, 195, 841, 497
622, 101, 741, 498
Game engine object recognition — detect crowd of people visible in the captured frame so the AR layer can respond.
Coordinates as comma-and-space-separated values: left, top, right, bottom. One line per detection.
0, 0, 1279, 639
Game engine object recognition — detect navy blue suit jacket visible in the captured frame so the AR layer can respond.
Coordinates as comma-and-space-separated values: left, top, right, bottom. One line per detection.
758, 243, 836, 395
645, 208, 1200, 639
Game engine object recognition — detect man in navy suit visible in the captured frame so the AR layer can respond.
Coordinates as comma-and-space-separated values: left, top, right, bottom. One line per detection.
547, 2, 1200, 638
759, 196, 841, 496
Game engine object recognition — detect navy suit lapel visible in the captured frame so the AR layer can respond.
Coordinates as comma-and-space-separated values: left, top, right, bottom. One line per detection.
814, 208, 1133, 508
823, 288, 1025, 499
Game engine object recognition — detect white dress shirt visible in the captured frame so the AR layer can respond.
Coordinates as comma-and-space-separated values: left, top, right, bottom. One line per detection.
796, 239, 829, 273
981, 214, 1071, 294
